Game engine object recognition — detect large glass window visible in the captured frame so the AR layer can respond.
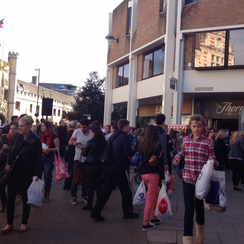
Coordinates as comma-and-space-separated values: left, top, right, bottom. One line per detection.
127, 7, 132, 35
229, 29, 244, 66
185, 0, 197, 5
143, 46, 165, 79
160, 0, 167, 12
116, 62, 129, 88
194, 29, 244, 69
194, 31, 226, 68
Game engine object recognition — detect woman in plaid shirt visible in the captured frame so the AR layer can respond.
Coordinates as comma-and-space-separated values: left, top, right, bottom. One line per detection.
174, 114, 216, 244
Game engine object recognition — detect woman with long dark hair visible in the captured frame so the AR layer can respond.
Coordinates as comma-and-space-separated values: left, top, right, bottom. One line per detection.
139, 125, 165, 231
0, 123, 18, 212
1, 116, 42, 233
39, 121, 60, 202
81, 125, 107, 210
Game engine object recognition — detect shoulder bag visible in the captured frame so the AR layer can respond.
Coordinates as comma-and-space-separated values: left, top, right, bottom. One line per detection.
148, 150, 163, 167
0, 144, 27, 185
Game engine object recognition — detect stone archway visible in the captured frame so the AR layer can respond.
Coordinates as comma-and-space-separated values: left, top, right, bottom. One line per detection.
0, 113, 6, 126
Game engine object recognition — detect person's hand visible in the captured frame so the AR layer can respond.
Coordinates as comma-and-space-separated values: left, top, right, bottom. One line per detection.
161, 179, 165, 185
212, 159, 217, 168
33, 176, 39, 181
2, 144, 9, 150
5, 165, 11, 173
173, 158, 180, 165
164, 165, 169, 170
43, 148, 50, 154
76, 144, 84, 150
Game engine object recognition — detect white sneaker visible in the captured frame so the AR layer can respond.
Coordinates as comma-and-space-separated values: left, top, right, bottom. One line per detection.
82, 197, 88, 204
71, 197, 78, 205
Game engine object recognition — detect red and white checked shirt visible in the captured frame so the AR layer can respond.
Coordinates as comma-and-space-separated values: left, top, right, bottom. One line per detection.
174, 134, 216, 185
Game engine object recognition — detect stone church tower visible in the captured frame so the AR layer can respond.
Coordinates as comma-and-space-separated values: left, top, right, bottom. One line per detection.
7, 52, 19, 122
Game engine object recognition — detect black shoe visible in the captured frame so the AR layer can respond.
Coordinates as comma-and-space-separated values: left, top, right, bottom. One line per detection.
142, 223, 155, 231
150, 218, 162, 225
123, 212, 139, 219
90, 213, 105, 221
234, 186, 242, 191
63, 186, 71, 190
82, 205, 92, 211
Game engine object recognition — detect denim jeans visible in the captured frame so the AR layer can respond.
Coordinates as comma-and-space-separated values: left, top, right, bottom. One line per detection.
71, 160, 87, 199
39, 157, 54, 192
183, 181, 204, 236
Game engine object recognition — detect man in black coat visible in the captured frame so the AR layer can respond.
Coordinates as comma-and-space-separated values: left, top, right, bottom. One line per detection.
90, 119, 139, 221
57, 120, 67, 159
2, 116, 18, 135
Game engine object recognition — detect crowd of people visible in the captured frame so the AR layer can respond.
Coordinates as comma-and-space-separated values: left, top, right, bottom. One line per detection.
0, 113, 244, 244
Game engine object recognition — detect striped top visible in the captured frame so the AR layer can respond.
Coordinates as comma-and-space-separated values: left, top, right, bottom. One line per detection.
174, 134, 216, 185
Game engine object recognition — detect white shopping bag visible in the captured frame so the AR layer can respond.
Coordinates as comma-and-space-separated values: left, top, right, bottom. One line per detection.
155, 184, 172, 217
165, 170, 170, 186
27, 176, 44, 208
195, 159, 214, 200
204, 170, 227, 213
133, 181, 147, 206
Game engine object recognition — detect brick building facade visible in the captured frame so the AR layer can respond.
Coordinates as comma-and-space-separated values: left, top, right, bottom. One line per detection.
104, 0, 244, 131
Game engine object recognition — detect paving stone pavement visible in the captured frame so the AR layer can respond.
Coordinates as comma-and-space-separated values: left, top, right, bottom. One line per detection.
139, 168, 244, 244
0, 167, 243, 244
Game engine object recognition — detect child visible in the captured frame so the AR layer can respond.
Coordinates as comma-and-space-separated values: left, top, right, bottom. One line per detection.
173, 114, 216, 244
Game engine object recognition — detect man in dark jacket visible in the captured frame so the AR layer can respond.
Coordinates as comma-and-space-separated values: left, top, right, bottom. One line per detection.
57, 120, 67, 159
2, 116, 18, 135
155, 114, 168, 170
90, 119, 139, 221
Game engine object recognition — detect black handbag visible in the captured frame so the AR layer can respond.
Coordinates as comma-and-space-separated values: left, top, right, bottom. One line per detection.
0, 144, 27, 185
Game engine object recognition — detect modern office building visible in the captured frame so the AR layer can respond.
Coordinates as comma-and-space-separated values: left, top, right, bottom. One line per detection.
103, 0, 244, 131
38, 82, 80, 96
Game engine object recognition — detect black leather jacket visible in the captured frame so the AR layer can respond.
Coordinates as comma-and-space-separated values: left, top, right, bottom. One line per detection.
82, 138, 107, 165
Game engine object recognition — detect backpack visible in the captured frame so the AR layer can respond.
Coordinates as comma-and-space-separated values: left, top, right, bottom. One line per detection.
100, 134, 120, 166
131, 152, 141, 166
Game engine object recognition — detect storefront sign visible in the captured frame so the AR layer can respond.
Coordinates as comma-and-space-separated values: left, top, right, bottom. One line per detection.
170, 77, 177, 90
195, 87, 213, 91
195, 98, 244, 119
216, 102, 244, 114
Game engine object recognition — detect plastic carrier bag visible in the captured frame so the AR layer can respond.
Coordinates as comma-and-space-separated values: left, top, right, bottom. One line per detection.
155, 184, 172, 217
204, 170, 227, 213
195, 159, 214, 200
133, 181, 147, 206
165, 170, 175, 195
131, 152, 141, 166
54, 150, 70, 182
27, 176, 44, 208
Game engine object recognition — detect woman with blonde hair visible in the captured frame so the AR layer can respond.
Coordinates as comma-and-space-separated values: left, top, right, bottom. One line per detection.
229, 131, 244, 191
1, 115, 42, 233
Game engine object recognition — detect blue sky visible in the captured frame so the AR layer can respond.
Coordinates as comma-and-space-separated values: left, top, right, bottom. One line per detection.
0, 0, 123, 87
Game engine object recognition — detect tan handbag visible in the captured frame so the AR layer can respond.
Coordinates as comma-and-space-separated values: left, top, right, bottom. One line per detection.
148, 150, 163, 167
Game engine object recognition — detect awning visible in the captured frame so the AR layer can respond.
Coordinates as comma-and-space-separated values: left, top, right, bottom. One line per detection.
168, 124, 188, 130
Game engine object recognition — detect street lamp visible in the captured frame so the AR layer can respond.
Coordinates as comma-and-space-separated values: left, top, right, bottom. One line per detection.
35, 68, 40, 125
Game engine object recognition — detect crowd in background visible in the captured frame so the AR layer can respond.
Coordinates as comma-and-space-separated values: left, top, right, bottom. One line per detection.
0, 113, 244, 236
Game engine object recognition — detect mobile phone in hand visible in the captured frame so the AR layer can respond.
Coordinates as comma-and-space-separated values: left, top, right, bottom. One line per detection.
75, 142, 83, 147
